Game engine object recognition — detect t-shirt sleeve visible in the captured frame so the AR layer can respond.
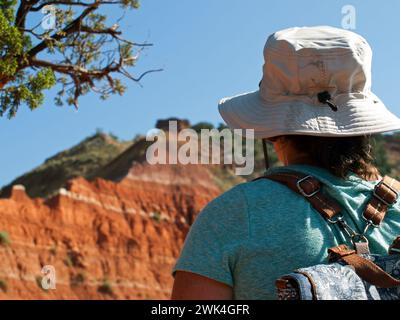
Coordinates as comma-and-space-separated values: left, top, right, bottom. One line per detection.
172, 184, 249, 287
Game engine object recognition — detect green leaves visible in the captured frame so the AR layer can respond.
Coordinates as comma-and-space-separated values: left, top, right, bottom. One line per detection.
0, 0, 17, 22
0, 0, 156, 118
371, 135, 392, 176
122, 0, 140, 9
0, 68, 55, 118
0, 10, 23, 78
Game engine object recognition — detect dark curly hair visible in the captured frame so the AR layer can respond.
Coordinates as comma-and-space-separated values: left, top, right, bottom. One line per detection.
281, 134, 381, 180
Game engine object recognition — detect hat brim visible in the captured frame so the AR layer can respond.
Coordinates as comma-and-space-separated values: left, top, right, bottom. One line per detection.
218, 90, 400, 139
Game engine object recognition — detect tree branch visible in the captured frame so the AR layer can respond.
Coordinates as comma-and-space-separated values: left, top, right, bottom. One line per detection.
26, 3, 99, 58
30, 57, 119, 77
30, 1, 129, 12
1, 0, 159, 115
29, 55, 162, 107
80, 25, 121, 36
15, 0, 39, 29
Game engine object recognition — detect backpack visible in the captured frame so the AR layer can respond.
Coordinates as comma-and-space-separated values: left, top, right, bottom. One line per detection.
256, 170, 400, 300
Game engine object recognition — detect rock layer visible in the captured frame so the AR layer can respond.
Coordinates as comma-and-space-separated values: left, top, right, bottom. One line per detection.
0, 163, 221, 299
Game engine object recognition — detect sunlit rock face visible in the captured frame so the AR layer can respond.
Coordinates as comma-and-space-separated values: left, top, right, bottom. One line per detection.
0, 160, 221, 299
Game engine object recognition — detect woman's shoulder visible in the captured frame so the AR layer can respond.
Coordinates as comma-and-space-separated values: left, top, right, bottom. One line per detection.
237, 175, 297, 206
200, 183, 249, 219
199, 178, 288, 222
206, 178, 281, 209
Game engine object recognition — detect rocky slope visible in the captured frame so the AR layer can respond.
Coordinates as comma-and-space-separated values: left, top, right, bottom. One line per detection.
0, 132, 133, 199
0, 119, 245, 299
0, 161, 222, 299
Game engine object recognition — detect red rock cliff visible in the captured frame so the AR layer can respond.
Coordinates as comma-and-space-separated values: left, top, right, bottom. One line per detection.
0, 162, 222, 299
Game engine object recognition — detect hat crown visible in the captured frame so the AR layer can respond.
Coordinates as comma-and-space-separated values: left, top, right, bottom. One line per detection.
260, 26, 372, 103
218, 26, 400, 139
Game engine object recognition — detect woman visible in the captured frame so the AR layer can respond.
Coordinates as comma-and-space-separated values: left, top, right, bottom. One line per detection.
171, 26, 400, 300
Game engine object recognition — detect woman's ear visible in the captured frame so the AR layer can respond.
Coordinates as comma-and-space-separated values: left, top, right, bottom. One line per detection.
272, 136, 287, 164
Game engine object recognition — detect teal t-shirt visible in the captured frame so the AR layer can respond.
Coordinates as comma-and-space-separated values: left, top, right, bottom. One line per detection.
172, 164, 400, 299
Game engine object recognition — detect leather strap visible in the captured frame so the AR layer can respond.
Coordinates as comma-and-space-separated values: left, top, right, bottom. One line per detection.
257, 171, 342, 220
363, 175, 400, 226
258, 170, 400, 225
257, 170, 400, 288
328, 245, 400, 288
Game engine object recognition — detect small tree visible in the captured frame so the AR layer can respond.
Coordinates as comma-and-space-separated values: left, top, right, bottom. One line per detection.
0, 0, 161, 118
0, 279, 8, 293
0, 231, 10, 246
191, 122, 215, 133
371, 134, 392, 175
98, 279, 113, 295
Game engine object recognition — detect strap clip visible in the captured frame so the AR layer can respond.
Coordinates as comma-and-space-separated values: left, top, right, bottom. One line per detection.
296, 175, 320, 198
373, 180, 399, 206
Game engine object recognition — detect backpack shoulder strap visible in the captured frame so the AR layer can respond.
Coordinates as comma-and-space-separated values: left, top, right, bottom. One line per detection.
257, 170, 400, 287
328, 244, 400, 288
254, 170, 342, 220
256, 170, 400, 225
363, 175, 400, 226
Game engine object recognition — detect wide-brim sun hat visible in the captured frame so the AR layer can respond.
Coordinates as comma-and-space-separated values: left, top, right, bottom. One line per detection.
218, 26, 400, 139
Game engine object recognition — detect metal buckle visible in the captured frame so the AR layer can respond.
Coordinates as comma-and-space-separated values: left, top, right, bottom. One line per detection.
361, 215, 380, 229
296, 175, 320, 198
389, 247, 400, 254
373, 180, 399, 206
351, 234, 369, 246
327, 214, 344, 224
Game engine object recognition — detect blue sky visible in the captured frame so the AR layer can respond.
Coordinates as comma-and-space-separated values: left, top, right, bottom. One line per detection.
1, 0, 399, 185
